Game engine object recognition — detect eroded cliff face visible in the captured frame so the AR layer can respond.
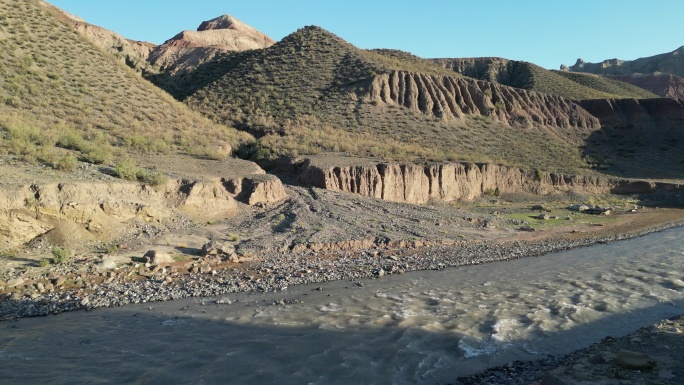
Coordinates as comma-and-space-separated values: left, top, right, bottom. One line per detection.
577, 98, 684, 126
298, 159, 681, 205
0, 175, 286, 252
367, 71, 600, 128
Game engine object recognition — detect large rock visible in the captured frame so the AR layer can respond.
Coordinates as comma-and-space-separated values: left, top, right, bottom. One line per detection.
226, 175, 287, 206
201, 241, 236, 258
6, 277, 25, 288
616, 350, 656, 370
143, 250, 175, 265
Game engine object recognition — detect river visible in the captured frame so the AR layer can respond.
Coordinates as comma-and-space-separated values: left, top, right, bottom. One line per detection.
1, 227, 683, 384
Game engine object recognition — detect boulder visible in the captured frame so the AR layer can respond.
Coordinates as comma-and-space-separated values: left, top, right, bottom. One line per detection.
201, 241, 236, 258
616, 349, 655, 370
143, 250, 175, 265
568, 204, 590, 212
6, 277, 24, 288
531, 204, 551, 212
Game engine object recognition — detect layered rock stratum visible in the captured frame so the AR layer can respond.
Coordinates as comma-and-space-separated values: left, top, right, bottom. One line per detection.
297, 157, 683, 205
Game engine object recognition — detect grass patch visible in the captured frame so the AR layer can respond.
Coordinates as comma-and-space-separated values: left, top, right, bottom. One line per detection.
502, 211, 617, 230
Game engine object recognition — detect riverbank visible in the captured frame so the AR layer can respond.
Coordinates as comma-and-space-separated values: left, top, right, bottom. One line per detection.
459, 315, 684, 385
2, 202, 683, 321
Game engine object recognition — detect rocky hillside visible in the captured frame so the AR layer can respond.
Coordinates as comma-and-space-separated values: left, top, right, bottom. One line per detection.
566, 46, 684, 77
180, 26, 603, 172
605, 73, 684, 101
0, 0, 252, 166
432, 57, 656, 100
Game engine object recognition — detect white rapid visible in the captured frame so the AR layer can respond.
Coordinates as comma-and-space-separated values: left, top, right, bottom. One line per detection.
1, 228, 683, 384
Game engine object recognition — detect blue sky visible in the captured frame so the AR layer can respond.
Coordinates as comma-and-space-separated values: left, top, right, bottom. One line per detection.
48, 0, 683, 69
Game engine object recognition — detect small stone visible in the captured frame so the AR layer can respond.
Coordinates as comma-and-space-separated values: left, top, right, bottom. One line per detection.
536, 213, 549, 220
616, 349, 655, 370
9, 292, 21, 300
53, 276, 66, 286
36, 282, 45, 291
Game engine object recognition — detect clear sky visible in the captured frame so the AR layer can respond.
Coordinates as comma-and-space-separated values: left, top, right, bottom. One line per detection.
48, 0, 683, 70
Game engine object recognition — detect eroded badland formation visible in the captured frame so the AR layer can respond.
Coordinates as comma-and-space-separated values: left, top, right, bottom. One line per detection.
1, 1, 684, 383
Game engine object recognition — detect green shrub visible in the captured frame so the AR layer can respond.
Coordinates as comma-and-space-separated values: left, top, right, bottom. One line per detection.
114, 158, 167, 186
55, 155, 77, 171
51, 247, 70, 264
39, 258, 50, 267
114, 158, 140, 181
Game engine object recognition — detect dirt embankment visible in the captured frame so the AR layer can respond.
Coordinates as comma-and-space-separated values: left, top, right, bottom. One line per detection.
296, 157, 684, 205
367, 71, 599, 128
0, 165, 286, 252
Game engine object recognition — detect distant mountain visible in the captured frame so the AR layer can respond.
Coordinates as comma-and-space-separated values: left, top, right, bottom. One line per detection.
566, 46, 684, 77
176, 26, 602, 172
0, 0, 251, 166
51, 3, 276, 77
148, 15, 275, 75
432, 57, 656, 100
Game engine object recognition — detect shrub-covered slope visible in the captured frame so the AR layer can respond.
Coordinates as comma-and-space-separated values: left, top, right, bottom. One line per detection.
0, 0, 251, 167
182, 27, 601, 172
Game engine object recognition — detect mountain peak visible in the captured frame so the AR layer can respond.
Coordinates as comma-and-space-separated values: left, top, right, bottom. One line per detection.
197, 15, 248, 32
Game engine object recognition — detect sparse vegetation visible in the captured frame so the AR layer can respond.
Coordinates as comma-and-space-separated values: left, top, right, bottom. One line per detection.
51, 247, 70, 264
0, 0, 253, 168
114, 158, 168, 185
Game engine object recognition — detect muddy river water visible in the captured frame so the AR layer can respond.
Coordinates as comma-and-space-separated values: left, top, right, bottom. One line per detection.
1, 228, 683, 384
